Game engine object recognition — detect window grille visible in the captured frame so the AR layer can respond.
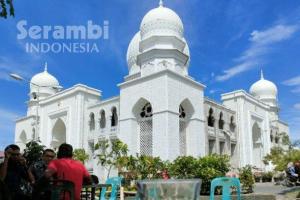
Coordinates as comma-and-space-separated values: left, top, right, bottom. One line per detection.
179, 119, 187, 155
139, 119, 153, 156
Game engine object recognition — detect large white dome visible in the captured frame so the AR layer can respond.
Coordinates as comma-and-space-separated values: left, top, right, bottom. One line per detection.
126, 32, 141, 74
140, 2, 184, 39
250, 71, 277, 101
30, 64, 59, 89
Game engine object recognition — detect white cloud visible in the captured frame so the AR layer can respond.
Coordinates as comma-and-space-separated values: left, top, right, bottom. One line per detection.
294, 103, 300, 110
250, 25, 298, 45
283, 75, 300, 93
0, 56, 32, 82
216, 61, 257, 81
0, 108, 21, 130
283, 75, 300, 86
209, 90, 216, 94
216, 24, 299, 81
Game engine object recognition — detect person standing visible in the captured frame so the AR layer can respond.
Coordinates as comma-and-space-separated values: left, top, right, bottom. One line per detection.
45, 143, 91, 200
0, 144, 33, 200
30, 149, 56, 183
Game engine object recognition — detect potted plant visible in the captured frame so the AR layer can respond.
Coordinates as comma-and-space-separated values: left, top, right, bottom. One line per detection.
238, 165, 254, 194
253, 172, 262, 183
273, 171, 284, 183
262, 172, 273, 182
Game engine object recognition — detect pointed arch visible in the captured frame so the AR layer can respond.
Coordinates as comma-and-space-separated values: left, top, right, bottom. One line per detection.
178, 99, 195, 156
218, 112, 224, 130
132, 98, 153, 156
132, 98, 153, 119
208, 107, 215, 127
179, 98, 195, 119
51, 118, 66, 149
111, 107, 118, 127
252, 122, 263, 168
230, 116, 236, 132
89, 112, 95, 131
19, 130, 27, 144
99, 109, 106, 129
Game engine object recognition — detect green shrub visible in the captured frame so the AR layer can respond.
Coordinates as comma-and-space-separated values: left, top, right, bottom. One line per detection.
238, 165, 254, 193
264, 147, 300, 171
23, 140, 45, 166
135, 155, 166, 179
196, 154, 230, 194
168, 154, 230, 195
119, 154, 166, 180
168, 156, 198, 179
261, 172, 273, 182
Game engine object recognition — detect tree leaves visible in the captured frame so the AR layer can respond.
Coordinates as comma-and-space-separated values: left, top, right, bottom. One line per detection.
0, 0, 14, 18
73, 149, 89, 164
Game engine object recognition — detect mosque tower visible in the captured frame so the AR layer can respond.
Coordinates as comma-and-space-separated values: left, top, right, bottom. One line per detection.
119, 1, 206, 160
27, 63, 61, 116
126, 0, 190, 78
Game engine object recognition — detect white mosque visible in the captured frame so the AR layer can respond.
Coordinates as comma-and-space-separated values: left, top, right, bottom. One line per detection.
15, 1, 289, 178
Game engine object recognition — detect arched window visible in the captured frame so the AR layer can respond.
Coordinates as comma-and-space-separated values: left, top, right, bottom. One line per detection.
230, 116, 236, 132
270, 134, 274, 143
218, 112, 224, 130
52, 118, 66, 149
139, 102, 153, 156
179, 105, 187, 155
99, 110, 106, 129
252, 122, 263, 168
179, 105, 186, 119
89, 112, 95, 131
140, 103, 153, 118
111, 107, 118, 127
20, 130, 27, 144
207, 108, 215, 127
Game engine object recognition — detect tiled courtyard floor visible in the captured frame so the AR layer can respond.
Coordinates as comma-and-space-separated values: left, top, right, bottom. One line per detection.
254, 182, 300, 200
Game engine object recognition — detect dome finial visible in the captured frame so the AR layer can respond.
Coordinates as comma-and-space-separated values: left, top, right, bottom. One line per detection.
159, 0, 164, 7
44, 62, 48, 72
260, 69, 264, 80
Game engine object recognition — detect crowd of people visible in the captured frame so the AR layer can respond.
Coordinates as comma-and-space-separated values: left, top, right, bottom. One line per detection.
286, 161, 300, 186
0, 143, 92, 200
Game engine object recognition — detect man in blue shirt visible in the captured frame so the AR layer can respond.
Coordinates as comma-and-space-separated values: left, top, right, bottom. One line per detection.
287, 162, 300, 185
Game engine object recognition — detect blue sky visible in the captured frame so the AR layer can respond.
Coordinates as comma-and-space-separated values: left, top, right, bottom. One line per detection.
0, 0, 300, 150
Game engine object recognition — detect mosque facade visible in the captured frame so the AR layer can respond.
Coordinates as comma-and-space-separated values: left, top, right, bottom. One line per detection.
15, 1, 289, 179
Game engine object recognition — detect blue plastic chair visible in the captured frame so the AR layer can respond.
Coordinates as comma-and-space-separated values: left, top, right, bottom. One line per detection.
210, 177, 241, 200
100, 177, 123, 200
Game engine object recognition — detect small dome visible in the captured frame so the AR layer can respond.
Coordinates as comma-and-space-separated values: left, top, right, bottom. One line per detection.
250, 71, 277, 101
30, 63, 59, 89
140, 2, 184, 39
126, 32, 141, 74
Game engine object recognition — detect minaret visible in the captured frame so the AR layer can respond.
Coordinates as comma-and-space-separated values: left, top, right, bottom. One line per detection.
136, 0, 190, 77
